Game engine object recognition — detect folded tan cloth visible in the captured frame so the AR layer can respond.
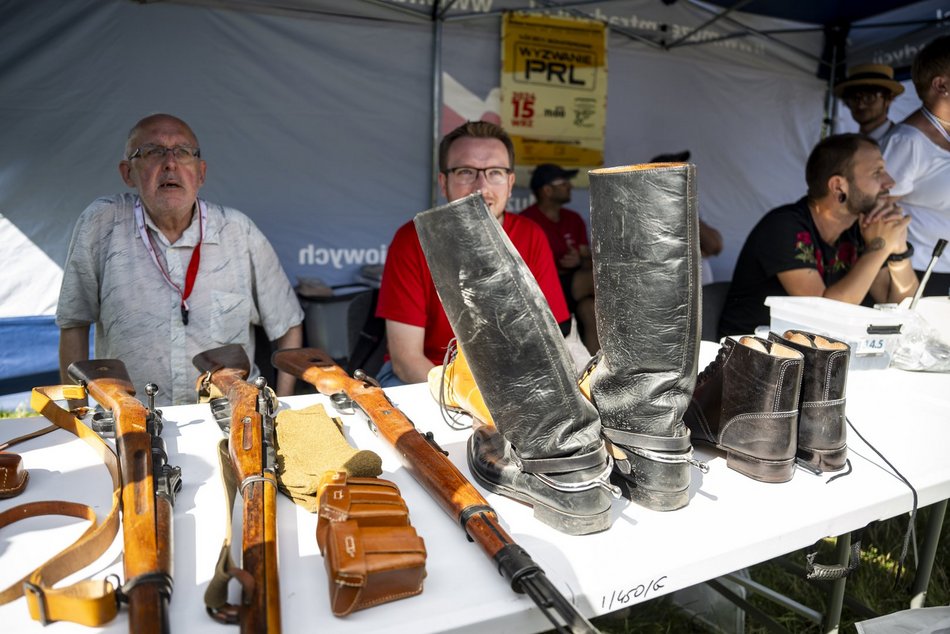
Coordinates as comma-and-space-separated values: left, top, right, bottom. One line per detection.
275, 403, 382, 512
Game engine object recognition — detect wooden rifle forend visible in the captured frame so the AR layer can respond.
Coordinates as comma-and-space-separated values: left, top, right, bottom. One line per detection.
68, 359, 179, 634
192, 344, 281, 634
271, 347, 600, 634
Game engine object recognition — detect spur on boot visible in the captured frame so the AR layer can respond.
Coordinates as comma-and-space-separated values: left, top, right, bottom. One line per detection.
468, 423, 617, 535
768, 330, 850, 472
684, 336, 804, 483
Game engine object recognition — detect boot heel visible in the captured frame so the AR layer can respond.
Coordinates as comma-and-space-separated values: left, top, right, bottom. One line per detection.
532, 504, 611, 536
798, 445, 848, 472
620, 453, 691, 511
725, 450, 794, 483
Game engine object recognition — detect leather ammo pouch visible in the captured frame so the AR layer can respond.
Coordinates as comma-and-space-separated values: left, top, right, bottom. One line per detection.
317, 471, 426, 616
317, 472, 409, 554
0, 452, 28, 498
324, 520, 426, 616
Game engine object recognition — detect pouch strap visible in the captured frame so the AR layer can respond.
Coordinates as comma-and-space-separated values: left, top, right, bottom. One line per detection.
0, 385, 122, 627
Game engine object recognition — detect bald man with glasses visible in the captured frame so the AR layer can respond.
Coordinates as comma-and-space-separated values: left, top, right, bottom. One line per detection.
56, 113, 303, 405
375, 121, 569, 386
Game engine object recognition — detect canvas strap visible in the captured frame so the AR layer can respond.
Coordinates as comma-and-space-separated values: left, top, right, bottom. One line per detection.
0, 385, 122, 626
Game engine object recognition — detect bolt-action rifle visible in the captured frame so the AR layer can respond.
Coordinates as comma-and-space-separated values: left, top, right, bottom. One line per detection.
192, 344, 280, 634
271, 347, 600, 634
68, 359, 182, 634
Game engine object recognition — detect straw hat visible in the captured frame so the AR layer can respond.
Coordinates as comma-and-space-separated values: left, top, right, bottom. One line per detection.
834, 63, 904, 97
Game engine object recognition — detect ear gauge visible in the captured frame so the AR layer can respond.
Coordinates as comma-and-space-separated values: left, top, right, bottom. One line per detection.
838, 192, 847, 204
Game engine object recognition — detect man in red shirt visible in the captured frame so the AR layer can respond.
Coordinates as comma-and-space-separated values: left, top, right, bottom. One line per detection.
375, 122, 568, 385
521, 163, 597, 353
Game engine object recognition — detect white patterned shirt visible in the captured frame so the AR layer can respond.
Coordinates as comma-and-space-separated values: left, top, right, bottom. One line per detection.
56, 193, 303, 405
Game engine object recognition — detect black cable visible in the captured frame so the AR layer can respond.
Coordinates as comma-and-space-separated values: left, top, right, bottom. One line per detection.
845, 416, 918, 583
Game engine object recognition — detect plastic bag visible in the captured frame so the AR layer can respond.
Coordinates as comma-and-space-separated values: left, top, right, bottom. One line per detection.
885, 301, 950, 372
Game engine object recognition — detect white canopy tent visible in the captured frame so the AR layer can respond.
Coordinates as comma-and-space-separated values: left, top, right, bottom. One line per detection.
0, 0, 944, 389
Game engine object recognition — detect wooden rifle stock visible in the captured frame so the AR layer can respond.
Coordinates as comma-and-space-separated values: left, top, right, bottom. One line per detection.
271, 347, 600, 634
192, 344, 281, 634
67, 359, 179, 634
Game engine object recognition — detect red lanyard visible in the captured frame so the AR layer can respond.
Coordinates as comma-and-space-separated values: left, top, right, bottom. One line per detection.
134, 200, 206, 325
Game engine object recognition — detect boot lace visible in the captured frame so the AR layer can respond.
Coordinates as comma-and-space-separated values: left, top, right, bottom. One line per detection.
696, 343, 729, 386
438, 339, 473, 431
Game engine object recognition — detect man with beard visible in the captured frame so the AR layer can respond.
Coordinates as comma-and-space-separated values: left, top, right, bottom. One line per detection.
57, 113, 304, 405
719, 133, 918, 337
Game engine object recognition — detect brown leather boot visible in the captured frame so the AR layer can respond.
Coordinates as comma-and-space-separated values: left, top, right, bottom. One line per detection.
768, 330, 849, 472
684, 336, 804, 483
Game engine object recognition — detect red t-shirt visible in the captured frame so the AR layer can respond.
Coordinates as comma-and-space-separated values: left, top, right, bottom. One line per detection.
520, 204, 589, 265
376, 211, 569, 365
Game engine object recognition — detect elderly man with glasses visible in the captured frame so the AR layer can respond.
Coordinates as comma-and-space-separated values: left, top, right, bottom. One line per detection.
56, 113, 303, 405
375, 121, 569, 386
836, 63, 905, 141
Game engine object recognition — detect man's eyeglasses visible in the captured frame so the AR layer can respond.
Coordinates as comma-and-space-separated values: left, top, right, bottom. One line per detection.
444, 166, 512, 186
842, 90, 886, 105
128, 144, 201, 164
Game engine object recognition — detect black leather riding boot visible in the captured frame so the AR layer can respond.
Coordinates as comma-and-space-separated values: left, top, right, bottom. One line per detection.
685, 336, 804, 483
587, 163, 703, 510
414, 193, 617, 535
768, 330, 850, 472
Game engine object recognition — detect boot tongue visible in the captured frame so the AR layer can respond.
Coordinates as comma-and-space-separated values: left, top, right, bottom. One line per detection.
784, 331, 815, 348
813, 335, 848, 351
738, 335, 768, 353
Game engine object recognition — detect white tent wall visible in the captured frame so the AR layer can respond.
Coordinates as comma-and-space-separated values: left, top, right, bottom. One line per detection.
0, 0, 436, 319
0, 0, 941, 392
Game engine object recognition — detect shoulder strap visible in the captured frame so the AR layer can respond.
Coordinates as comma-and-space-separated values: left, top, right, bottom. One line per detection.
0, 385, 122, 626
204, 438, 254, 625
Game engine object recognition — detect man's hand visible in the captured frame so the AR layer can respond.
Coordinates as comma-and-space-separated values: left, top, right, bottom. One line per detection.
558, 247, 581, 270
860, 198, 910, 256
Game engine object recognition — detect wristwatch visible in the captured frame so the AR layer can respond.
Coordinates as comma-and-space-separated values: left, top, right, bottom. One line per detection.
888, 242, 914, 263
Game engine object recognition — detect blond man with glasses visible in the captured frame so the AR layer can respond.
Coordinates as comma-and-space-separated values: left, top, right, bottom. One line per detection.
56, 113, 303, 405
375, 121, 569, 386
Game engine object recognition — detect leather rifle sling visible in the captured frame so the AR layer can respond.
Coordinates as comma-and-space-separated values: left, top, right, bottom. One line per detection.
0, 385, 122, 626
0, 423, 59, 452
204, 438, 254, 624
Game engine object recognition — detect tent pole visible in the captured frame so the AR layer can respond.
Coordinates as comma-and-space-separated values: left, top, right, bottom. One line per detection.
430, 12, 443, 208
820, 25, 848, 139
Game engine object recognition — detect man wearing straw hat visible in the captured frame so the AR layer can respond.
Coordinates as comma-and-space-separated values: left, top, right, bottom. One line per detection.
835, 63, 905, 141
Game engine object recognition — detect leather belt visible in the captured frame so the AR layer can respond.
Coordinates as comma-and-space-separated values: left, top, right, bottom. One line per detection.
0, 385, 122, 626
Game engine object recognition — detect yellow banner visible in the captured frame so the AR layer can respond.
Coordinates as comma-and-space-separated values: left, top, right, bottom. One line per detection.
501, 12, 607, 188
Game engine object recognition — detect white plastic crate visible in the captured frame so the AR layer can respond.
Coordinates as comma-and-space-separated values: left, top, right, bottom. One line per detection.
764, 296, 904, 370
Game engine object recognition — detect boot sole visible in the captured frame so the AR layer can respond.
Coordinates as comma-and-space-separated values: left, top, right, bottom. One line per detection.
725, 449, 795, 483
797, 445, 848, 472
468, 468, 611, 536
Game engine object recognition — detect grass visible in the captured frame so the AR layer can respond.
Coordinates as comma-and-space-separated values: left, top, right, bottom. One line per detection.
585, 506, 949, 633
0, 405, 35, 419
